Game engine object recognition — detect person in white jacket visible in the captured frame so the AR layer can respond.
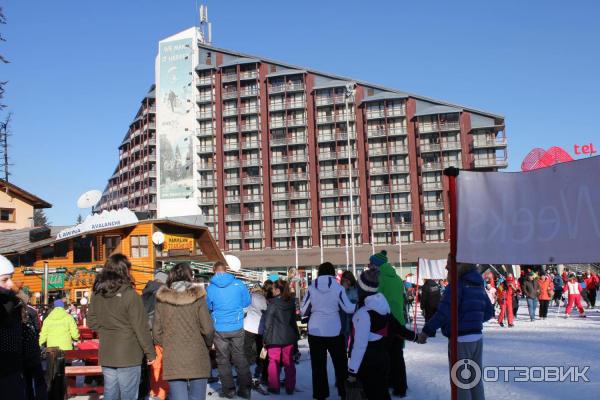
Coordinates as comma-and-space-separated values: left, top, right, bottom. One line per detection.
347, 269, 418, 400
243, 282, 269, 382
301, 262, 356, 400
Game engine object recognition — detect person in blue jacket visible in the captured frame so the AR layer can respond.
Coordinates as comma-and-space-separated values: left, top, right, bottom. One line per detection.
207, 261, 252, 399
418, 261, 494, 400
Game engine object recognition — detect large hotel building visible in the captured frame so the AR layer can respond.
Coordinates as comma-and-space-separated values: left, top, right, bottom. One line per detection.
97, 27, 507, 269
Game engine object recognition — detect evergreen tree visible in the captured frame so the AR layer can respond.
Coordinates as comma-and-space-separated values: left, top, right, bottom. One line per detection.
76, 214, 83, 224
33, 209, 50, 227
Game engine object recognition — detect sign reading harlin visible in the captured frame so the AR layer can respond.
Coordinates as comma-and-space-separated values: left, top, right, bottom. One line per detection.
157, 38, 194, 200
456, 156, 600, 265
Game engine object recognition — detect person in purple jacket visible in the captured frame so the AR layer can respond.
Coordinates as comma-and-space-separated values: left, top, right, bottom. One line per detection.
418, 262, 494, 400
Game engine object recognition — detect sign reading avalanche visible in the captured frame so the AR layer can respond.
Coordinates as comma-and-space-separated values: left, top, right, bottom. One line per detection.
456, 156, 600, 265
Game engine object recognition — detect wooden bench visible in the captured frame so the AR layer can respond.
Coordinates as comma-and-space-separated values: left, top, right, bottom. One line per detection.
63, 349, 103, 397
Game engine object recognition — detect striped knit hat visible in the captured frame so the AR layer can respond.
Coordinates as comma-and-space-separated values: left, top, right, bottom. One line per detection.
358, 269, 379, 294
369, 250, 388, 268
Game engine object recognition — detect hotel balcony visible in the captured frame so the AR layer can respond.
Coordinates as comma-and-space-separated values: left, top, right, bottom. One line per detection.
240, 88, 260, 97
422, 201, 444, 211
222, 73, 238, 83
421, 162, 443, 172
240, 71, 258, 80
196, 94, 213, 104
226, 231, 242, 240
319, 189, 338, 198
419, 121, 461, 133
271, 192, 288, 201
243, 193, 263, 203
197, 197, 215, 206
422, 181, 443, 191
472, 137, 507, 149
441, 141, 462, 151
289, 191, 309, 200
273, 230, 292, 238
224, 160, 240, 169
222, 108, 238, 117
242, 140, 261, 150
198, 164, 215, 171
273, 210, 291, 219
241, 106, 259, 115
244, 230, 264, 239
420, 143, 442, 153
196, 128, 214, 138
241, 158, 261, 168
474, 158, 509, 168
269, 83, 305, 94
197, 179, 215, 188
223, 142, 239, 152
197, 144, 215, 154
289, 209, 311, 218
224, 195, 241, 204
196, 76, 213, 86
289, 172, 308, 181
196, 110, 213, 121
224, 177, 241, 186
315, 95, 345, 107
391, 203, 412, 212
243, 176, 263, 185
391, 184, 412, 193
225, 213, 242, 222
222, 90, 238, 100
244, 212, 263, 221
223, 125, 238, 134
372, 224, 393, 232
424, 221, 446, 230
241, 123, 259, 132
371, 204, 390, 213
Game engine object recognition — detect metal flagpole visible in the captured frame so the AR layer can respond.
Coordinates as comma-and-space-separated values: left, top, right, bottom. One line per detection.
320, 230, 324, 263
295, 231, 299, 269
371, 230, 375, 255
43, 261, 49, 306
345, 226, 350, 270
398, 226, 403, 270
345, 83, 357, 276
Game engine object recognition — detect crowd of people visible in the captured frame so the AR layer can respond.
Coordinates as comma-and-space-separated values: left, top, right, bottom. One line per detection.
482, 268, 599, 326
2, 250, 598, 400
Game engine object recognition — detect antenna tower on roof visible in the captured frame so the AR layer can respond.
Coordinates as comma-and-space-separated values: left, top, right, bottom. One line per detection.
199, 4, 212, 45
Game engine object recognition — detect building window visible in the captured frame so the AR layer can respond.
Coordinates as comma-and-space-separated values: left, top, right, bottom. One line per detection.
54, 241, 68, 258
104, 236, 121, 258
130, 235, 149, 258
0, 208, 15, 222
73, 237, 93, 263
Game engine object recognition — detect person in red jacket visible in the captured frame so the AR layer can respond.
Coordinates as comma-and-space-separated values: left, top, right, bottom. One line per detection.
497, 278, 514, 327
584, 272, 599, 308
564, 274, 586, 318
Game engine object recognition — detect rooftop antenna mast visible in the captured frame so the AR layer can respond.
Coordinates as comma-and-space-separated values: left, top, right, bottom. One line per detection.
199, 4, 212, 45
0, 113, 12, 188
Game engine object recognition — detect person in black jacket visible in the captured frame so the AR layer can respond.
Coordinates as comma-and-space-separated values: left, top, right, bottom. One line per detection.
420, 279, 442, 325
262, 279, 298, 395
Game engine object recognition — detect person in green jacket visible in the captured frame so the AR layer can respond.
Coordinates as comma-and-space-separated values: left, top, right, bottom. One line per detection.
371, 250, 410, 397
39, 299, 80, 350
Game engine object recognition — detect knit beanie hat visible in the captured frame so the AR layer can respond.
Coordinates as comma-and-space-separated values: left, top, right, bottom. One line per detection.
0, 255, 14, 276
369, 250, 388, 268
358, 268, 379, 295
155, 271, 168, 284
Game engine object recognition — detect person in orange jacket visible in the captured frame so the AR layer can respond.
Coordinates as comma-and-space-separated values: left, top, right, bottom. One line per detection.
537, 273, 554, 319
564, 274, 586, 318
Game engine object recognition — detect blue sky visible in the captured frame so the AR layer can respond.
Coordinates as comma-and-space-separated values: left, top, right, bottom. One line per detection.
3, 0, 599, 225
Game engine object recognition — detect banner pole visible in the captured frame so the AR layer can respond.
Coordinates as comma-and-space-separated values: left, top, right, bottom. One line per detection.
414, 258, 420, 332
444, 166, 460, 400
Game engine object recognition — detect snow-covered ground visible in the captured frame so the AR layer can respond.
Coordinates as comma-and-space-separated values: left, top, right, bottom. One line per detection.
74, 300, 600, 399
205, 300, 600, 399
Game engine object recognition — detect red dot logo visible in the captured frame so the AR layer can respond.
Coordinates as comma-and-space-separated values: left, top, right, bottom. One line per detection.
521, 146, 573, 171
